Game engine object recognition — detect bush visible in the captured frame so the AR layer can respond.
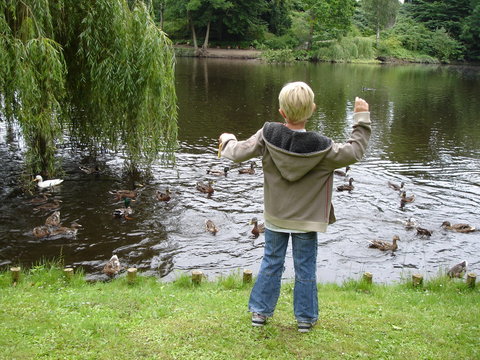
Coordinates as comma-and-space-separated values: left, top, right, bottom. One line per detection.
261, 49, 297, 63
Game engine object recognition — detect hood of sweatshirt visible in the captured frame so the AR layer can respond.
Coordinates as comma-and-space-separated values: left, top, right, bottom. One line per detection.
262, 122, 332, 182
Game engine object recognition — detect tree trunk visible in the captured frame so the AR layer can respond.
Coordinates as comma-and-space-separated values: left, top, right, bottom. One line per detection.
188, 14, 198, 50
376, 24, 380, 47
202, 21, 210, 50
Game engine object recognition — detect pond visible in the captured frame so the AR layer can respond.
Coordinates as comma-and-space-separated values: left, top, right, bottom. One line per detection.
1, 58, 479, 283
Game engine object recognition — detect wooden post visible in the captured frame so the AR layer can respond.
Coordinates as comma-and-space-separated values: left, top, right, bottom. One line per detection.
466, 273, 476, 289
192, 270, 203, 285
63, 267, 74, 280
243, 269, 253, 284
412, 274, 423, 287
362, 272, 373, 284
11, 267, 21, 285
127, 268, 137, 284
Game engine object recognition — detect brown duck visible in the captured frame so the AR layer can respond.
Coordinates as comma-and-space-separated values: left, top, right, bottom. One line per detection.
45, 210, 61, 227
337, 177, 354, 192
250, 217, 265, 239
238, 162, 255, 174
110, 189, 137, 201
416, 227, 433, 237
156, 189, 171, 202
103, 255, 121, 277
207, 167, 230, 176
334, 166, 350, 177
368, 235, 400, 251
388, 181, 404, 192
196, 180, 214, 194
205, 219, 219, 235
447, 260, 468, 278
441, 221, 475, 233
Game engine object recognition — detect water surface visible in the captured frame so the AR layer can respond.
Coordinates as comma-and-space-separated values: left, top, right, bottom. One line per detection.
1, 59, 479, 283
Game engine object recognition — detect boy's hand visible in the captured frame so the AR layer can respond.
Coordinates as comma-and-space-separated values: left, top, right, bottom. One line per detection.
354, 97, 369, 113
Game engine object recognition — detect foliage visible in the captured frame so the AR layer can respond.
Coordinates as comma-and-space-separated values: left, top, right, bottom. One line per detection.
264, 0, 292, 36
315, 36, 375, 62
0, 0, 178, 177
384, 17, 465, 62
460, 0, 480, 60
360, 0, 400, 45
261, 48, 297, 63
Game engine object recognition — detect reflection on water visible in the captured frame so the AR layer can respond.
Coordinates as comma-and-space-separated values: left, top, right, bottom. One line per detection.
1, 59, 479, 283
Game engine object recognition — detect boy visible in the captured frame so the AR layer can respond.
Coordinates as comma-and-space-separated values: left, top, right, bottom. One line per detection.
218, 81, 371, 332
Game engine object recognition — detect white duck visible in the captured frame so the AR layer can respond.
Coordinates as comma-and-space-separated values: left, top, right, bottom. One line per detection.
34, 175, 64, 188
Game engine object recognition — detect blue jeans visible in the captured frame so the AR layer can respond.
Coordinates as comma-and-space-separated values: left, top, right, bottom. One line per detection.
248, 229, 318, 323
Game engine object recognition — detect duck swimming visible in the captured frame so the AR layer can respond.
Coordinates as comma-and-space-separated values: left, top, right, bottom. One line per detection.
441, 221, 475, 233
110, 189, 138, 201
388, 181, 404, 192
368, 235, 400, 251
114, 198, 133, 220
207, 167, 230, 176
49, 222, 82, 237
205, 219, 219, 235
196, 180, 214, 194
334, 166, 350, 177
34, 175, 64, 189
238, 162, 255, 175
45, 210, 61, 227
156, 189, 171, 202
416, 227, 433, 237
337, 177, 354, 192
250, 217, 265, 239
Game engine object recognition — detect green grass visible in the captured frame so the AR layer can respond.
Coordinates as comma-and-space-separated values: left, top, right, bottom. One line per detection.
0, 265, 478, 360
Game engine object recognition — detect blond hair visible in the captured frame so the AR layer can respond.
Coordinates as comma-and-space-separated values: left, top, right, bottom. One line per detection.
278, 81, 315, 124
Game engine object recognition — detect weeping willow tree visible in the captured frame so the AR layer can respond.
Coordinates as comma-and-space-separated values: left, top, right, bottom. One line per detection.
0, 0, 177, 178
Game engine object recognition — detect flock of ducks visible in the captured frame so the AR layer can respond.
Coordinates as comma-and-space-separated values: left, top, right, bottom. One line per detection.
334, 166, 475, 278
29, 159, 475, 279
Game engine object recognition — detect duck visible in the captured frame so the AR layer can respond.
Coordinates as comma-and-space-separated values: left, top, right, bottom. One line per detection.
334, 166, 350, 177
79, 165, 100, 175
447, 260, 468, 278
33, 175, 64, 189
368, 235, 400, 251
33, 200, 62, 212
403, 217, 418, 230
388, 181, 404, 192
250, 217, 265, 239
45, 210, 61, 227
28, 194, 49, 204
156, 189, 171, 202
32, 225, 52, 238
337, 177, 354, 192
196, 180, 214, 194
103, 255, 121, 277
400, 191, 415, 203
416, 227, 433, 237
205, 219, 219, 235
207, 167, 230, 176
110, 189, 138, 201
238, 162, 255, 174
441, 221, 475, 233
49, 222, 82, 237
113, 198, 133, 220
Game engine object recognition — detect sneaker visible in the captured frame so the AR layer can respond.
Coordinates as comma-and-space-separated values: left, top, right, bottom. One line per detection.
297, 321, 316, 333
251, 313, 267, 327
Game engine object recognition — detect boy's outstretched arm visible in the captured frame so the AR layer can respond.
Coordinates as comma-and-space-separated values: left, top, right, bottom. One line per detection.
218, 129, 264, 162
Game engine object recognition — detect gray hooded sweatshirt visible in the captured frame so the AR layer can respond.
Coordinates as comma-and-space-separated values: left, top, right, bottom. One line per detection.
221, 112, 371, 232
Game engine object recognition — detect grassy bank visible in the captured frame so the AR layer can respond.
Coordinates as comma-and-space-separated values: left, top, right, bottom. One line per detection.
1, 265, 478, 359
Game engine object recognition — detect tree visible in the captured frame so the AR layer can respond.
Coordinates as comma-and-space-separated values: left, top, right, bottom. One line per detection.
301, 0, 356, 48
361, 0, 400, 46
0, 0, 177, 178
